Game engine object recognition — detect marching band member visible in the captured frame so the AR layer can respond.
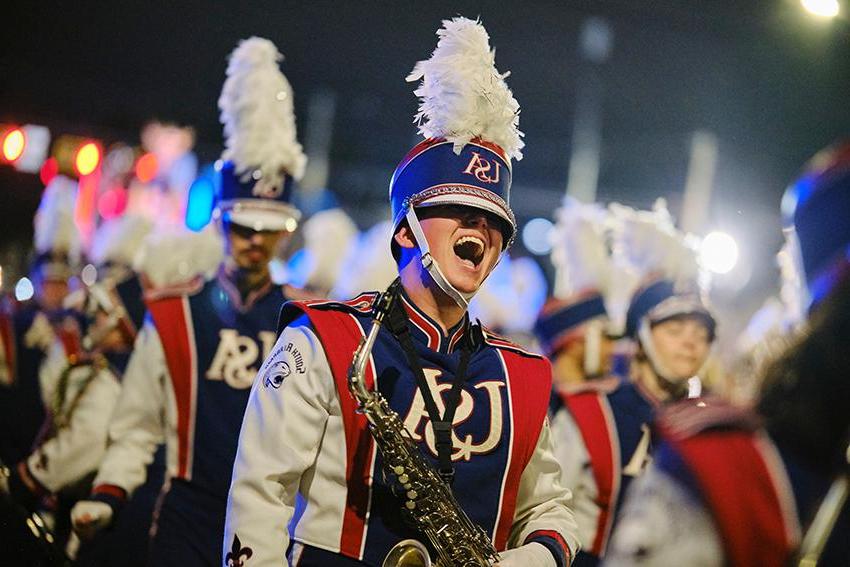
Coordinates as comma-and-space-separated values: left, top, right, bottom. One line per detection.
605, 142, 850, 566
224, 17, 579, 567
70, 37, 311, 566
548, 200, 716, 565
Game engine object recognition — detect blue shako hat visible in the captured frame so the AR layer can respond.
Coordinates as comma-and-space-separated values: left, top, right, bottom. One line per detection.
391, 17, 524, 309
533, 197, 611, 357
390, 137, 516, 247
215, 37, 306, 233
623, 278, 715, 341
782, 141, 850, 306
535, 294, 607, 356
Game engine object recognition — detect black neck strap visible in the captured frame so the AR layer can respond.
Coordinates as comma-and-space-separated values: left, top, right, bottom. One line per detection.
387, 300, 472, 484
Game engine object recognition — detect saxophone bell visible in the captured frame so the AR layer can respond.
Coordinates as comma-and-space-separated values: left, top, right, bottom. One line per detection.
382, 539, 432, 567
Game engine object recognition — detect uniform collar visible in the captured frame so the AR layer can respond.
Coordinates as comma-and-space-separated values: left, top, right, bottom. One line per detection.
399, 289, 471, 355
216, 267, 275, 313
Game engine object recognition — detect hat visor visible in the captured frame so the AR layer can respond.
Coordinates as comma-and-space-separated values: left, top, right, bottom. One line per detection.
414, 191, 516, 247
218, 200, 301, 232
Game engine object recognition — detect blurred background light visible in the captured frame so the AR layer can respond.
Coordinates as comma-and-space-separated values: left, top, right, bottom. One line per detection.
185, 176, 215, 231
81, 263, 98, 286
521, 217, 554, 256
2, 128, 26, 162
135, 152, 158, 183
15, 277, 34, 301
39, 157, 59, 186
801, 0, 840, 18
701, 231, 739, 274
75, 141, 102, 176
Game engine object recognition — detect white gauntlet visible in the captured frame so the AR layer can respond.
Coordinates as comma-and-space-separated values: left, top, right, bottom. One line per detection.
497, 542, 556, 567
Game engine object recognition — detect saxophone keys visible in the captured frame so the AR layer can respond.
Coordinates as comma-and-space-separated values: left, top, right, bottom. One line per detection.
405, 501, 416, 510
399, 474, 410, 484
406, 490, 417, 500
394, 466, 405, 475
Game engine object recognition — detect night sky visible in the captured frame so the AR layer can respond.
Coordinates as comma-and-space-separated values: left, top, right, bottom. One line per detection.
2, 1, 849, 326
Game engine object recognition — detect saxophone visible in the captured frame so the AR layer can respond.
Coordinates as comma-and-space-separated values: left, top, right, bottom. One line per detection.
347, 281, 500, 567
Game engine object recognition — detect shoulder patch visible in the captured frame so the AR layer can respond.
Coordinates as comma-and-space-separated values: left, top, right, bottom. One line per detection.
299, 291, 379, 314
481, 326, 544, 359
657, 397, 762, 441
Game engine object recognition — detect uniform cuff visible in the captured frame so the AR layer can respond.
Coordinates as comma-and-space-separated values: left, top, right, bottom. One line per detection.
524, 530, 572, 567
91, 484, 127, 515
9, 462, 48, 510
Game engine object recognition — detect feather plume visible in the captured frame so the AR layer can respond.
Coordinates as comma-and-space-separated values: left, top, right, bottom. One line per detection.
218, 37, 307, 190
606, 199, 705, 333
550, 196, 611, 299
287, 208, 359, 293
89, 215, 154, 268
330, 220, 397, 299
134, 224, 223, 288
34, 175, 80, 257
407, 17, 524, 160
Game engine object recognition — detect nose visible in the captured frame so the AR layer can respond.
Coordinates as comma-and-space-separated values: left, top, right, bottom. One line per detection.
462, 210, 489, 228
249, 231, 265, 245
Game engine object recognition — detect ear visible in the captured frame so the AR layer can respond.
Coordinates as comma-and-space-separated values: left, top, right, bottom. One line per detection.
393, 225, 417, 249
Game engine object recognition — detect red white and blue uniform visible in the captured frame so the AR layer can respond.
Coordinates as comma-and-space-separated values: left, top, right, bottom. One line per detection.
550, 379, 656, 566
604, 399, 850, 566
89, 272, 296, 566
224, 291, 580, 567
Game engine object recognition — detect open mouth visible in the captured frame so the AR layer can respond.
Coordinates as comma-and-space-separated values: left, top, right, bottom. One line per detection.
453, 235, 485, 269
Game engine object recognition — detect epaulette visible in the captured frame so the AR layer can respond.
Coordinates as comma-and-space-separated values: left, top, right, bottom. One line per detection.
481, 326, 545, 359
559, 376, 622, 396
141, 274, 206, 303
296, 291, 379, 315
656, 397, 762, 441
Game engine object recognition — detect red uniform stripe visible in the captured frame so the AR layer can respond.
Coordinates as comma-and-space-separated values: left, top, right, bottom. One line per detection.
671, 431, 798, 566
562, 391, 618, 556
401, 296, 440, 350
493, 350, 552, 550
297, 305, 374, 559
0, 311, 16, 382
146, 296, 195, 480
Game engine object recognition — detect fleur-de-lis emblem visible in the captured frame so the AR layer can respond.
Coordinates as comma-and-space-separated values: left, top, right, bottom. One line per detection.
225, 534, 253, 567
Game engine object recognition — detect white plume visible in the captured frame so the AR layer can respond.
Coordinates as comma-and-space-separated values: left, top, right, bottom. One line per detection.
330, 220, 397, 299
606, 199, 704, 333
219, 37, 307, 189
134, 224, 223, 288
33, 175, 80, 257
470, 255, 547, 334
550, 196, 611, 299
407, 17, 524, 160
89, 215, 154, 268
288, 208, 359, 293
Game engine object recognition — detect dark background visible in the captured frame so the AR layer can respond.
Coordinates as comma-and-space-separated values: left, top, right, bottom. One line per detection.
2, 1, 849, 333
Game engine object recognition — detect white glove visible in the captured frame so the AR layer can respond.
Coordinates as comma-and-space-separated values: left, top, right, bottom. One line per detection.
71, 500, 113, 540
496, 542, 557, 567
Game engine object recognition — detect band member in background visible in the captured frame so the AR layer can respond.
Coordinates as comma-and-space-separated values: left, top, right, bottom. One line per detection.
605, 142, 850, 566
548, 201, 716, 565
70, 37, 312, 566
224, 17, 579, 567
1, 175, 81, 467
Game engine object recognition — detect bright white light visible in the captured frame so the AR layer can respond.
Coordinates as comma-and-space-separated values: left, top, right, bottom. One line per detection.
701, 231, 739, 274
15, 277, 34, 301
802, 0, 840, 18
522, 218, 554, 256
81, 264, 98, 286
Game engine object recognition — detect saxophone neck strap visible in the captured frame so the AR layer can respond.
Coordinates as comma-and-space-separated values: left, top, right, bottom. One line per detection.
387, 299, 471, 484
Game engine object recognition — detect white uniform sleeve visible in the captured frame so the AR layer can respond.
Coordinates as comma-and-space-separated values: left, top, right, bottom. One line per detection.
27, 365, 122, 492
508, 415, 581, 564
92, 320, 167, 497
38, 339, 68, 405
223, 317, 335, 567
549, 406, 598, 552
602, 463, 724, 567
